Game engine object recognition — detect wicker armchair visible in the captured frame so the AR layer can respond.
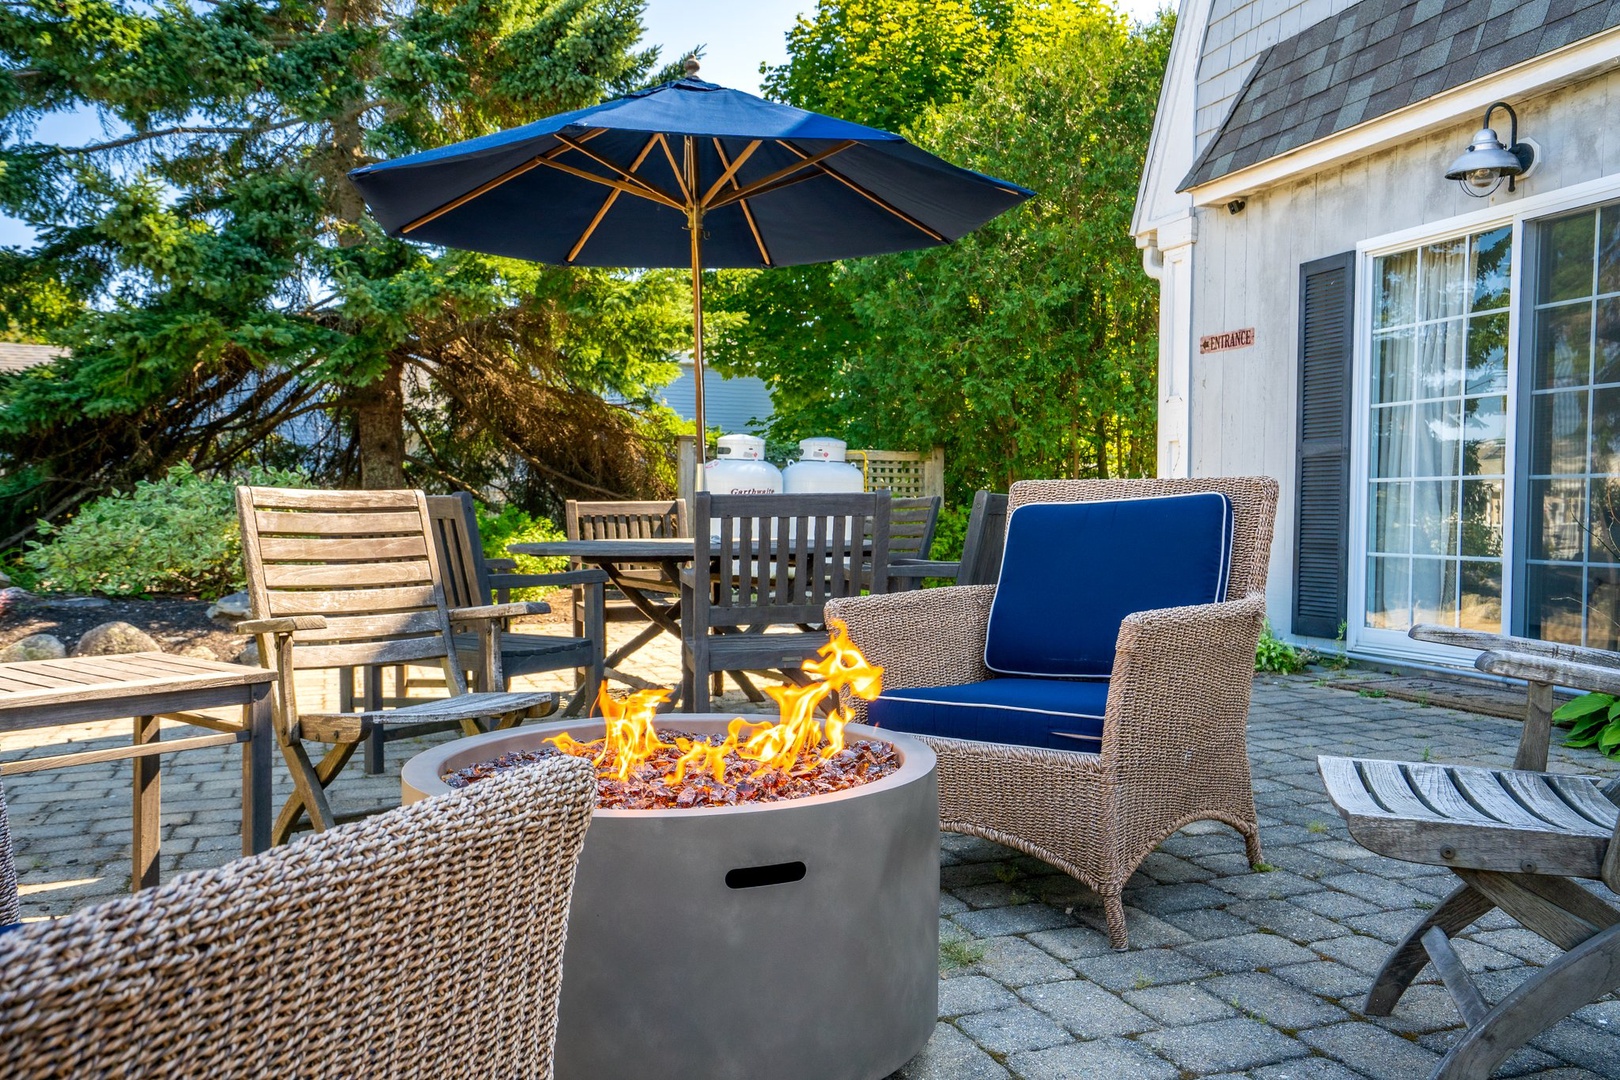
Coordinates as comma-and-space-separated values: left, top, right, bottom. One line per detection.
0, 756, 595, 1077
826, 477, 1277, 949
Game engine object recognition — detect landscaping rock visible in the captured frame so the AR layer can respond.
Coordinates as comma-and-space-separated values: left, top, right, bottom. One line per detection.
0, 568, 10, 588
0, 633, 67, 662
43, 595, 110, 609
0, 587, 34, 613
73, 621, 160, 656
206, 591, 250, 620
235, 640, 260, 666
180, 644, 220, 661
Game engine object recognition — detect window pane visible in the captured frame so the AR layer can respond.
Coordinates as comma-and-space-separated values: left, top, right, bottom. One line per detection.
1374, 329, 1415, 403
1412, 557, 1458, 625
1417, 321, 1463, 399
1463, 395, 1506, 476
1414, 400, 1460, 477
1461, 479, 1503, 557
1411, 480, 1457, 556
1534, 303, 1592, 389
1472, 225, 1513, 310
1540, 212, 1596, 304
1460, 561, 1502, 631
1597, 297, 1620, 385
1376, 250, 1418, 327
1531, 390, 1588, 475
1367, 556, 1411, 630
1530, 477, 1587, 560
1600, 205, 1620, 296
1589, 565, 1620, 649
1592, 386, 1620, 475
1422, 237, 1468, 320
1465, 311, 1510, 394
1526, 563, 1585, 643
1369, 481, 1411, 554
1372, 404, 1412, 478
1590, 477, 1620, 564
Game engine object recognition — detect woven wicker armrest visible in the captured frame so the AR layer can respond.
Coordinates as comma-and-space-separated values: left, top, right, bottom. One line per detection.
238, 615, 327, 636
489, 568, 610, 590
825, 585, 996, 714
1102, 595, 1268, 763
450, 601, 552, 623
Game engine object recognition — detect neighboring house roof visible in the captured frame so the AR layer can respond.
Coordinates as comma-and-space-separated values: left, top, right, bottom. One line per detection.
1180, 0, 1620, 191
656, 358, 774, 435
0, 342, 64, 374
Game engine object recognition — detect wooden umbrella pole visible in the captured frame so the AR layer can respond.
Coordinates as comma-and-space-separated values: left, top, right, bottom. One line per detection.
685, 135, 708, 471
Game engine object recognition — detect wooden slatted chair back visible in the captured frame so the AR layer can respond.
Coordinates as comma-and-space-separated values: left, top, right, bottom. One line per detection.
426, 493, 489, 611
888, 495, 942, 562
693, 492, 890, 630
566, 499, 687, 580
958, 491, 1010, 587
237, 487, 467, 693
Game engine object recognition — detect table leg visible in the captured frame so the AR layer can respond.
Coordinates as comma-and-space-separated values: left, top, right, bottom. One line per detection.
242, 686, 273, 855
132, 714, 160, 891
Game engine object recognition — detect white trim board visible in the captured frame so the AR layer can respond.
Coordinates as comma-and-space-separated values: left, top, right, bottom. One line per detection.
1184, 24, 1620, 207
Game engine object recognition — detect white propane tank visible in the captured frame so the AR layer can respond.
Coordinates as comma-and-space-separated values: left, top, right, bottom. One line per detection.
782, 437, 865, 494
704, 434, 783, 495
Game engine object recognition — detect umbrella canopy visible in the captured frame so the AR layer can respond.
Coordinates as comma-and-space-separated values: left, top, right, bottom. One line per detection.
348, 63, 1034, 457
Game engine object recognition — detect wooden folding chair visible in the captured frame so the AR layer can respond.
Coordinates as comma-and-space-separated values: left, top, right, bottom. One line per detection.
1320, 624, 1620, 1078
237, 487, 556, 843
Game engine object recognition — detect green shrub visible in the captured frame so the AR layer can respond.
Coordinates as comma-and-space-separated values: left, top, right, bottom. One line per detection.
23, 463, 306, 598
1255, 620, 1311, 674
475, 503, 568, 580
930, 501, 970, 563
1554, 692, 1620, 757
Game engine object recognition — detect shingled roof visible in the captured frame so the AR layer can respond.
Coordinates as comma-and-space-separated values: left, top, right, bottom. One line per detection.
0, 342, 63, 375
1180, 0, 1620, 191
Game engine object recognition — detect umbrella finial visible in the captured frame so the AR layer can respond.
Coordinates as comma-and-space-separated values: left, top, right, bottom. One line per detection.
682, 55, 701, 78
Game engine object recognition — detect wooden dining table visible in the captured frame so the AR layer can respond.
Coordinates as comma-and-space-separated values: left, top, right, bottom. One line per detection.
0, 652, 276, 891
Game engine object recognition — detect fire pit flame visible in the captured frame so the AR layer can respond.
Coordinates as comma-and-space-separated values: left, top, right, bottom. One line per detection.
544, 621, 882, 789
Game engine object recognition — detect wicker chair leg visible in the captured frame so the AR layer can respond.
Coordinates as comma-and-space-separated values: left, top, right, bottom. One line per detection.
1103, 894, 1129, 951
1243, 827, 1264, 867
273, 740, 354, 845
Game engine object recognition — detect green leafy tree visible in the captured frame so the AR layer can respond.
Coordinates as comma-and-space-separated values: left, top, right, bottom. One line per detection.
0, 0, 692, 544
714, 0, 1166, 496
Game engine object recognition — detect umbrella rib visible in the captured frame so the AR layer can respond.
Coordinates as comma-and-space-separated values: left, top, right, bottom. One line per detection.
707, 141, 855, 210
566, 134, 662, 263
655, 134, 691, 204
712, 138, 772, 267
698, 140, 762, 208
533, 156, 684, 211
554, 133, 682, 206
398, 130, 608, 234
774, 140, 947, 243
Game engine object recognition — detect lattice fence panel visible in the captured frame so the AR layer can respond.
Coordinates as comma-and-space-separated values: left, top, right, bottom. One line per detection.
849, 448, 944, 499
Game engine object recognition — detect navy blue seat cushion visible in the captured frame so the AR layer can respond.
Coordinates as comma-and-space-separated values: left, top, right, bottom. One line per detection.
867, 678, 1109, 754
984, 493, 1234, 679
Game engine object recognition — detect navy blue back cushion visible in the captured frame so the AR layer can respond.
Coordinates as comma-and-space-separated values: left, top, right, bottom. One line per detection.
868, 678, 1110, 754
984, 493, 1235, 679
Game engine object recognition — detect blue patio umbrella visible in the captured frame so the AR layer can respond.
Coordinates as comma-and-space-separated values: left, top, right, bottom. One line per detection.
348, 59, 1034, 459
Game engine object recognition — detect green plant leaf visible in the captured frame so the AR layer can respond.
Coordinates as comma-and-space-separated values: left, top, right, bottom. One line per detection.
1553, 692, 1614, 723
1599, 722, 1620, 758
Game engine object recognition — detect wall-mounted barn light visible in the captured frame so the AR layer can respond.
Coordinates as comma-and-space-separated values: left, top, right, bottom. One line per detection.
1444, 101, 1538, 198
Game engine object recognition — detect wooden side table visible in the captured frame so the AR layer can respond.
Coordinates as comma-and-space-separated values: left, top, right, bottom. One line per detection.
0, 652, 276, 890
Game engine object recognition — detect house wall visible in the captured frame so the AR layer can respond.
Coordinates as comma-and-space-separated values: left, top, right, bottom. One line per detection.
1196, 0, 1359, 152
1185, 68, 1620, 636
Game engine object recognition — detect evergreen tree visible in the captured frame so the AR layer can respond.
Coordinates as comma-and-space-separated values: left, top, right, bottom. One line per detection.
0, 0, 689, 543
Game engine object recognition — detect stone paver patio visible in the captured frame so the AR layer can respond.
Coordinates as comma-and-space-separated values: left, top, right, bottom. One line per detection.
5, 631, 1620, 1077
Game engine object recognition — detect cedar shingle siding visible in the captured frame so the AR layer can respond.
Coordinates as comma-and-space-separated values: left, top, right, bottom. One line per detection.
1181, 0, 1620, 190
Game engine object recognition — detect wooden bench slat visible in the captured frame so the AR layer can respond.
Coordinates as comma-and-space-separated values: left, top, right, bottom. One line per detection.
246, 488, 421, 511
1405, 764, 1481, 821
263, 560, 433, 588
258, 534, 429, 561
1497, 772, 1609, 833
267, 585, 437, 616
292, 637, 451, 669
1318, 756, 1389, 818
294, 610, 443, 642
1543, 775, 1620, 829
253, 510, 425, 536
1359, 759, 1447, 821
1449, 768, 1555, 829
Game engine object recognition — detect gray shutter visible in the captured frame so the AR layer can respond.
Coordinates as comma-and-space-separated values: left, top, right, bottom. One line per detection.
1293, 251, 1355, 639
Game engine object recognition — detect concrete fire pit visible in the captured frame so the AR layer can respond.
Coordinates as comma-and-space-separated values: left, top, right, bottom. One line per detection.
402, 716, 939, 1080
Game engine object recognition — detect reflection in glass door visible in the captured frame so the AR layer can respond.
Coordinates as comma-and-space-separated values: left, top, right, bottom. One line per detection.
1525, 203, 1620, 647
1366, 227, 1511, 633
